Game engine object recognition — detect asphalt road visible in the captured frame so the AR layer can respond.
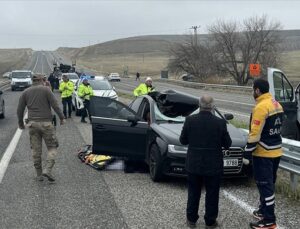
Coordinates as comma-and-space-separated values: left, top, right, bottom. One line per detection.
0, 51, 299, 229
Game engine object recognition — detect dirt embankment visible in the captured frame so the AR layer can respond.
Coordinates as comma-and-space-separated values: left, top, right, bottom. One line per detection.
0, 49, 33, 75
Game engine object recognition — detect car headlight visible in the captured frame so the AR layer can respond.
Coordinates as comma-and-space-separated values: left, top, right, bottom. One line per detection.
168, 144, 188, 154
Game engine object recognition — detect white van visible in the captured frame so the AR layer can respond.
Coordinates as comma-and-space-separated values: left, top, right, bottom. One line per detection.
11, 70, 33, 91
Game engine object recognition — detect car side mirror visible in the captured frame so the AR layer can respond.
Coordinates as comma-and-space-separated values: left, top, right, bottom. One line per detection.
224, 113, 234, 121
0, 90, 3, 95
127, 114, 139, 124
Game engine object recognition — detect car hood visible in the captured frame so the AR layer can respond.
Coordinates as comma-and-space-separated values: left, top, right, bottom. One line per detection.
93, 90, 117, 98
152, 122, 247, 147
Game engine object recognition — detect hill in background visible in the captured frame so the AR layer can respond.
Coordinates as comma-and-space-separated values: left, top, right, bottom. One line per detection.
0, 49, 33, 75
57, 30, 300, 77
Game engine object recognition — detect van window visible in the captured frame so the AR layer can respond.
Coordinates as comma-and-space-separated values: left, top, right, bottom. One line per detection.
12, 72, 31, 79
273, 72, 293, 102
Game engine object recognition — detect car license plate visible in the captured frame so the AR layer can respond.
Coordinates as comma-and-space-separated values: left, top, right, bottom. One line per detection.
223, 159, 239, 167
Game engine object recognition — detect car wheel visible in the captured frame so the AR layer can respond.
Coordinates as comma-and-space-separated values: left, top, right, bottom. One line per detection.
0, 102, 5, 119
11, 87, 14, 91
149, 144, 164, 182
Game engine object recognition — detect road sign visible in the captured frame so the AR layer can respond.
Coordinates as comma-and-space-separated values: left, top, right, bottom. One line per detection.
249, 64, 261, 77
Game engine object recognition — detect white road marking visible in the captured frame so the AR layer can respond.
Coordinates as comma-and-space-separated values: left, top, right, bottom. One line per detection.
219, 109, 250, 118
0, 113, 27, 183
32, 54, 39, 72
214, 98, 253, 106
0, 128, 23, 183
222, 190, 285, 229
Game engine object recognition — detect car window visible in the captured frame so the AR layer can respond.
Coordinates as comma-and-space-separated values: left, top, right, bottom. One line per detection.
273, 71, 293, 102
154, 105, 223, 123
154, 103, 185, 122
64, 74, 78, 79
11, 72, 31, 78
138, 99, 150, 121
89, 80, 112, 90
129, 97, 143, 112
90, 97, 137, 120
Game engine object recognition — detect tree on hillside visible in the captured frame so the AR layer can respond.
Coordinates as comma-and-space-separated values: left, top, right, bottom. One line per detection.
209, 15, 282, 85
168, 38, 215, 82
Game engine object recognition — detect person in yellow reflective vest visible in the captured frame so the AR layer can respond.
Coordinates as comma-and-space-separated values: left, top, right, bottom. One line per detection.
59, 75, 74, 118
78, 78, 94, 123
133, 77, 155, 96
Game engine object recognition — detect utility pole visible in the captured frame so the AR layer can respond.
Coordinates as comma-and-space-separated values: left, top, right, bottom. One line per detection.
190, 25, 200, 46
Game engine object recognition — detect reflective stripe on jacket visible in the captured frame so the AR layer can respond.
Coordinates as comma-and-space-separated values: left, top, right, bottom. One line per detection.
245, 93, 284, 158
133, 83, 154, 96
59, 81, 74, 98
78, 84, 94, 100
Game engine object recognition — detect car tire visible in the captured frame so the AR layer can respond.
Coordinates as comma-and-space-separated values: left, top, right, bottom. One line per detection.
149, 144, 164, 182
11, 87, 14, 91
0, 102, 5, 119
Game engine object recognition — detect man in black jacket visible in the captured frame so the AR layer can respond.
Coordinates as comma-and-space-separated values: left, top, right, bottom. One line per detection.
180, 95, 232, 228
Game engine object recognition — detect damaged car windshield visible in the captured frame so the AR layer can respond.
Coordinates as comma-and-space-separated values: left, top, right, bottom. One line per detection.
154, 104, 223, 123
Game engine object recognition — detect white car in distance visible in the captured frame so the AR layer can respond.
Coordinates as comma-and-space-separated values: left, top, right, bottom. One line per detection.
107, 73, 121, 82
72, 76, 118, 116
2, 72, 11, 79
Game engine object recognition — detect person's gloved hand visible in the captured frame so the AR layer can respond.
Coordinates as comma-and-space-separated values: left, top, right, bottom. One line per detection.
19, 121, 25, 129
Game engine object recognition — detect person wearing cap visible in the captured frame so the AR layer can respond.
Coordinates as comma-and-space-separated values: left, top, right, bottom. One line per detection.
17, 73, 65, 182
59, 74, 74, 119
133, 77, 155, 96
180, 95, 232, 228
78, 78, 94, 123
43, 75, 52, 89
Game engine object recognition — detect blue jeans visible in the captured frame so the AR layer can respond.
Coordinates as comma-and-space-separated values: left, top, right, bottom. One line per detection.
253, 156, 281, 222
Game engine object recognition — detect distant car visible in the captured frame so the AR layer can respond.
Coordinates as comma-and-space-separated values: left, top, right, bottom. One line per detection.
0, 90, 5, 119
11, 70, 33, 91
60, 73, 79, 85
89, 90, 251, 182
72, 77, 118, 116
181, 73, 195, 82
107, 73, 121, 82
2, 72, 11, 79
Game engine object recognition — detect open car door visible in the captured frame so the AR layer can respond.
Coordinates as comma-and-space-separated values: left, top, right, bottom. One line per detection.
267, 68, 298, 139
90, 97, 149, 159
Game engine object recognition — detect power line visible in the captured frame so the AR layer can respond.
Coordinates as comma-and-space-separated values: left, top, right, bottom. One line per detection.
190, 25, 200, 46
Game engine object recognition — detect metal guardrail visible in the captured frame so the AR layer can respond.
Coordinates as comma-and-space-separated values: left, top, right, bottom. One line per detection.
281, 139, 300, 191
242, 129, 300, 191
157, 78, 253, 94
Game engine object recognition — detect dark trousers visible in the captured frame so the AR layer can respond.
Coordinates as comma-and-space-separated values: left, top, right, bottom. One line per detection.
187, 173, 221, 225
253, 156, 281, 223
81, 100, 90, 121
62, 96, 72, 118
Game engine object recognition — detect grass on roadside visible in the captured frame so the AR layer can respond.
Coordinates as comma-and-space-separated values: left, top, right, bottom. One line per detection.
229, 119, 249, 129
118, 92, 135, 101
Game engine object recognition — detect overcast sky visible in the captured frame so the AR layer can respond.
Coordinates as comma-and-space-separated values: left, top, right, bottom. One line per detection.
1, 0, 300, 50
